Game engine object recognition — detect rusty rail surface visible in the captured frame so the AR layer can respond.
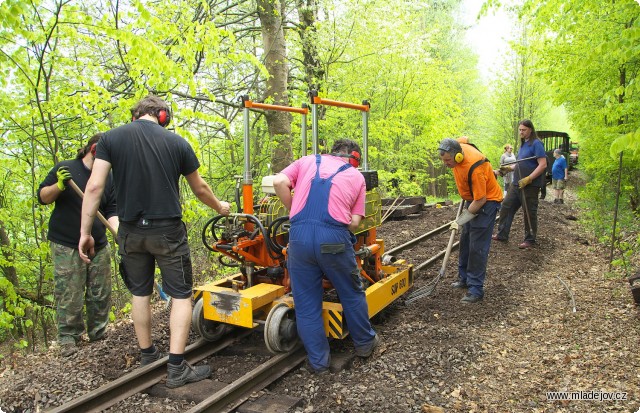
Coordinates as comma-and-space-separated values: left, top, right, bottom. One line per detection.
186, 346, 307, 413
47, 330, 252, 413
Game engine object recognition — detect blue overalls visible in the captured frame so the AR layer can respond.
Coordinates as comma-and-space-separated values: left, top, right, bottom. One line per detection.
288, 155, 376, 371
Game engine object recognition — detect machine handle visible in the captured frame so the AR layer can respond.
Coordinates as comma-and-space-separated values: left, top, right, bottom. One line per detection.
242, 97, 309, 115
309, 96, 370, 112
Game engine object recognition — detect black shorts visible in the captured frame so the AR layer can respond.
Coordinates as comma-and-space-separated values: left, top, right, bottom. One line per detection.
117, 220, 193, 299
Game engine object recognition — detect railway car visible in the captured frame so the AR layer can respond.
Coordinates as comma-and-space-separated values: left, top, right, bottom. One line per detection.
191, 93, 413, 353
537, 130, 573, 181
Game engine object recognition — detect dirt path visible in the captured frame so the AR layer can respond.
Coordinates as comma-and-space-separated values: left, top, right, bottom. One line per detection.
273, 172, 640, 412
1, 172, 638, 413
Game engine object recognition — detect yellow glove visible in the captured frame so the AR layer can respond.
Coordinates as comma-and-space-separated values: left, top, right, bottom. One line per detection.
518, 175, 532, 188
499, 166, 512, 175
56, 166, 72, 191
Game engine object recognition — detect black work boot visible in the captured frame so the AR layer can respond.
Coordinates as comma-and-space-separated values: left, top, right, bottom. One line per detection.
140, 347, 163, 366
166, 360, 211, 388
355, 334, 381, 358
461, 293, 483, 304
60, 341, 78, 357
302, 360, 330, 375
451, 281, 468, 289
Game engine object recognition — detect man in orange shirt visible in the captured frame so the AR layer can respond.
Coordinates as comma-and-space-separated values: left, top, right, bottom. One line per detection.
438, 137, 503, 303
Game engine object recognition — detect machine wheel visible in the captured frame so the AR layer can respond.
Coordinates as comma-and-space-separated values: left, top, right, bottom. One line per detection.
264, 303, 298, 353
192, 298, 229, 342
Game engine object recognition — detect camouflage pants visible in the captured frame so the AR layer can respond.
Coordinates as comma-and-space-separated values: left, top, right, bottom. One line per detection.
51, 242, 111, 344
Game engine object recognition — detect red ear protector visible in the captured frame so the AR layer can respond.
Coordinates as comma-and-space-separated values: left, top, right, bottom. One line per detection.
332, 151, 361, 168
131, 110, 171, 127
90, 143, 97, 157
348, 151, 360, 168
157, 109, 171, 127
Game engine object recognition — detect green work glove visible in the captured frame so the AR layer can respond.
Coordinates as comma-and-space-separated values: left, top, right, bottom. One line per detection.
450, 209, 477, 231
518, 175, 532, 188
56, 166, 72, 191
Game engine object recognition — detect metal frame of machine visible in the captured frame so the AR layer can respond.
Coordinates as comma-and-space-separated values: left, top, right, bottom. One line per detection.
192, 92, 413, 353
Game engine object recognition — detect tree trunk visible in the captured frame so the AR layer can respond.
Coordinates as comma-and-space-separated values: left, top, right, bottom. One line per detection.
257, 0, 293, 173
296, 0, 325, 89
427, 161, 436, 197
0, 221, 18, 288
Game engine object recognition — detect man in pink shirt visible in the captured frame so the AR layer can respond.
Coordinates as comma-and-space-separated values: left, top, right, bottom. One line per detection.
273, 139, 379, 374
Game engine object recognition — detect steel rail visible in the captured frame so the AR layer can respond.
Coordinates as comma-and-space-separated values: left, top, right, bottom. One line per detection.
385, 206, 501, 261
383, 202, 463, 260
405, 203, 465, 303
405, 239, 462, 304
415, 241, 460, 272
47, 330, 252, 413
412, 212, 502, 273
186, 346, 308, 413
384, 221, 451, 257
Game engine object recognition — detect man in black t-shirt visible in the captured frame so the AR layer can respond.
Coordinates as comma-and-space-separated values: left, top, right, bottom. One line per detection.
79, 95, 230, 388
38, 133, 118, 357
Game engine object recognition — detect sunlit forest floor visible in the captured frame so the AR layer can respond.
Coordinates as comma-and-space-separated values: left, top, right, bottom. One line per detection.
0, 169, 638, 412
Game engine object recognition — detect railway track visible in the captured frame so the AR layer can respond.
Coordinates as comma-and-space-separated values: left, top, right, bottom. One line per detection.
387, 202, 503, 272
383, 218, 458, 270
48, 330, 252, 413
47, 328, 305, 413
47, 210, 461, 413
185, 346, 307, 413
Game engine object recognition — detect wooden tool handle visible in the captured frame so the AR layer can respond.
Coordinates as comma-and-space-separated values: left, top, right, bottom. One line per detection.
67, 179, 117, 237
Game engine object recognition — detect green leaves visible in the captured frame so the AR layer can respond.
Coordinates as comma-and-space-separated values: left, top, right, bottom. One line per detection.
515, 0, 640, 226
610, 130, 640, 159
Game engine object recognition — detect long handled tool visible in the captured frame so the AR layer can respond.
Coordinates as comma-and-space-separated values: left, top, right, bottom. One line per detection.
68, 179, 116, 236
513, 163, 534, 233
500, 155, 537, 167
68, 179, 170, 304
405, 201, 465, 304
381, 196, 405, 223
